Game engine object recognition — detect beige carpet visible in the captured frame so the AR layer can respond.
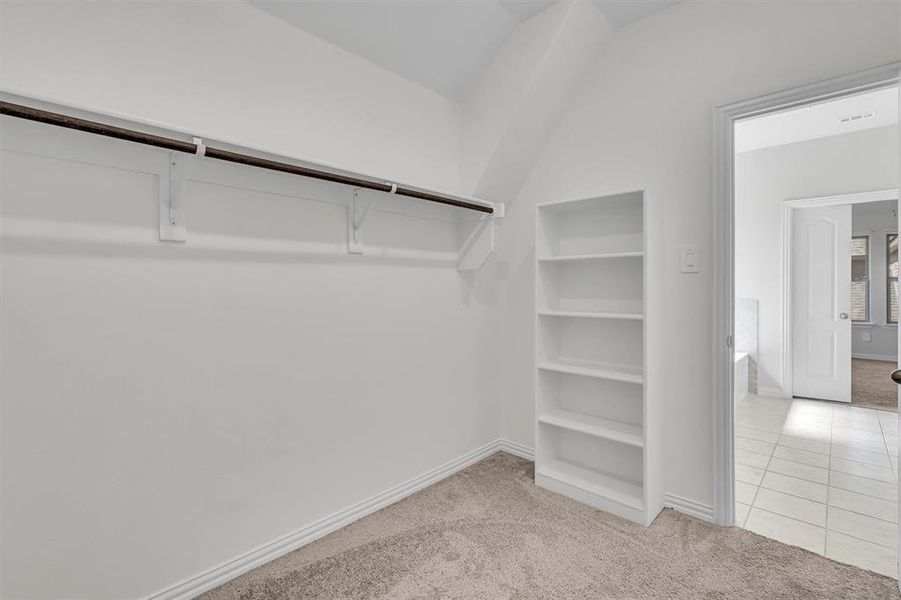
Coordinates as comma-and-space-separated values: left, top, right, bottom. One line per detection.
853, 358, 898, 412
201, 453, 898, 600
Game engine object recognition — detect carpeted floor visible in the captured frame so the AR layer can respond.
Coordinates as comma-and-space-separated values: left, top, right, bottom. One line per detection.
201, 453, 898, 600
853, 358, 898, 412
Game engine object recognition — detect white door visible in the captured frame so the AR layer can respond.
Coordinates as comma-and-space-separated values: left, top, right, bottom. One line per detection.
792, 204, 852, 402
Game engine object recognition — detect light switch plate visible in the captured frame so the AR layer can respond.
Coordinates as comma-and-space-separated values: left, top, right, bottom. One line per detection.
680, 245, 700, 273
862, 331, 872, 342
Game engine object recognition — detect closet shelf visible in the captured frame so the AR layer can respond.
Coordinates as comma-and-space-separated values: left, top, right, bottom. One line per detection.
535, 190, 660, 526
537, 460, 644, 511
538, 310, 643, 321
537, 361, 644, 385
538, 409, 643, 447
537, 251, 643, 263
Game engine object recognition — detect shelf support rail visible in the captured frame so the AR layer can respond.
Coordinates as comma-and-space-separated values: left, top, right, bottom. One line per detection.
0, 99, 496, 219
161, 152, 188, 242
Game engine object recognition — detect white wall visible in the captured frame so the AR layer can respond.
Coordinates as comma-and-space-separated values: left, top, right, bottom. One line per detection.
0, 0, 462, 193
0, 3, 501, 597
497, 1, 900, 508
852, 200, 899, 360
734, 127, 899, 392
0, 116, 500, 600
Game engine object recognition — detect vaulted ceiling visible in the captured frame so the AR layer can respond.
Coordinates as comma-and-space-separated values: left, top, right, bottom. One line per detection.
247, 1, 676, 100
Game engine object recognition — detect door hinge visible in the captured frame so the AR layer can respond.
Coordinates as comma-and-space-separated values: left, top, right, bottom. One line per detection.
726, 334, 734, 348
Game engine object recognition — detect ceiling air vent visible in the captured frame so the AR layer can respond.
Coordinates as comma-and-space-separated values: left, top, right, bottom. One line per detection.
838, 110, 876, 125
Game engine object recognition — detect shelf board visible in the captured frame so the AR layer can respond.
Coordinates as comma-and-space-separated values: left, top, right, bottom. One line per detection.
536, 191, 643, 212
539, 409, 643, 447
537, 460, 643, 511
538, 310, 643, 321
537, 251, 643, 263
537, 361, 643, 385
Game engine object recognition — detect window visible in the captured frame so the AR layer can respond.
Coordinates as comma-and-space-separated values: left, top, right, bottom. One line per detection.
851, 236, 869, 322
888, 233, 899, 324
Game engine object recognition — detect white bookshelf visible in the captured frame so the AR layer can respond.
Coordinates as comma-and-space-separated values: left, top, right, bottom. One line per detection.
534, 190, 662, 526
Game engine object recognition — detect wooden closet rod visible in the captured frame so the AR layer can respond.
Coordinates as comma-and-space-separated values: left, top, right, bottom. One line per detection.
0, 100, 495, 215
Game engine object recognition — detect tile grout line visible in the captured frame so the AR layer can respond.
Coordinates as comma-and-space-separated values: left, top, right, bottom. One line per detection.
750, 430, 781, 508
827, 459, 899, 482
745, 505, 826, 555
739, 451, 897, 494
739, 395, 898, 568
876, 408, 895, 475
744, 429, 781, 522
747, 448, 774, 509
821, 481, 895, 503
740, 436, 898, 486
741, 431, 895, 468
753, 471, 899, 523
749, 505, 897, 552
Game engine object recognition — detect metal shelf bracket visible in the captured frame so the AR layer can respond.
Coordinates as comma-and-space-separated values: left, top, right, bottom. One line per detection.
160, 152, 187, 242
457, 202, 504, 271
348, 188, 376, 254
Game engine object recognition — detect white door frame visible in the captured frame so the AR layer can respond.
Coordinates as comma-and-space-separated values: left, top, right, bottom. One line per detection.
711, 62, 900, 527
782, 189, 899, 400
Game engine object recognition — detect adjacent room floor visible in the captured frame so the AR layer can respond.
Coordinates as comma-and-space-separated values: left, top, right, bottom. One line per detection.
735, 394, 898, 577
204, 453, 897, 599
853, 359, 899, 412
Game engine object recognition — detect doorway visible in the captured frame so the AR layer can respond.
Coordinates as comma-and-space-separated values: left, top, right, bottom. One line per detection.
733, 188, 899, 575
713, 64, 901, 577
784, 192, 899, 407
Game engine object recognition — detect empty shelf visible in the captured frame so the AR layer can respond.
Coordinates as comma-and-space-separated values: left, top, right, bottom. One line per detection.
537, 361, 643, 384
537, 251, 643, 263
538, 310, 643, 320
538, 409, 643, 447
537, 460, 643, 510
536, 191, 644, 211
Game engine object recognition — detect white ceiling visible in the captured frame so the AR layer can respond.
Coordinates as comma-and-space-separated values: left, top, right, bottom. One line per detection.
595, 1, 678, 28
247, 0, 675, 100
735, 86, 899, 153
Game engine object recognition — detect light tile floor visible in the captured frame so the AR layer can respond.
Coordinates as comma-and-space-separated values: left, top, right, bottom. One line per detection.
735, 394, 898, 578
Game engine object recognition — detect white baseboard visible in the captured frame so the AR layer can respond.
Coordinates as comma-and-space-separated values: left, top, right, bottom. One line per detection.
145, 438, 519, 600
144, 438, 716, 600
497, 438, 534, 460
853, 352, 897, 362
757, 386, 784, 398
505, 444, 716, 527
664, 493, 715, 523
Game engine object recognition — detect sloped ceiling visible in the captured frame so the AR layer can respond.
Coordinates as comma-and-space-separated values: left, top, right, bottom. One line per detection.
247, 0, 675, 100
596, 1, 678, 28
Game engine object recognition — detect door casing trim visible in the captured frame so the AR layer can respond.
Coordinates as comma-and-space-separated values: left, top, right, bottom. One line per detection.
711, 62, 900, 528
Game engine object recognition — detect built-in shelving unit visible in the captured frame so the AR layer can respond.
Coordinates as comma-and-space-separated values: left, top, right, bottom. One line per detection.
534, 190, 662, 526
